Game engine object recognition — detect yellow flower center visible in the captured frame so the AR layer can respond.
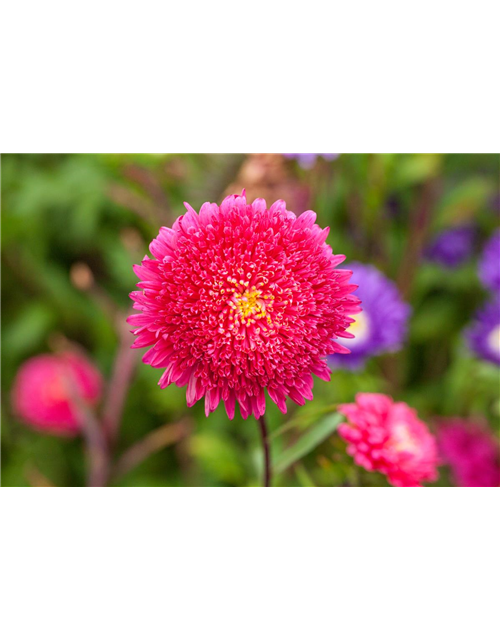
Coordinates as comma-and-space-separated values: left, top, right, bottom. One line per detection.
391, 423, 418, 453
233, 288, 266, 320
337, 310, 371, 347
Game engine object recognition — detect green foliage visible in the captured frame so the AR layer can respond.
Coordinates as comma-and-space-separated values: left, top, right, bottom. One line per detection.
1, 153, 499, 487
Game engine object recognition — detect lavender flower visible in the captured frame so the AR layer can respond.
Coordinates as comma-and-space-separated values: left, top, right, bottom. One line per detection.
466, 298, 500, 366
283, 154, 339, 169
329, 263, 411, 370
425, 225, 476, 268
479, 230, 500, 293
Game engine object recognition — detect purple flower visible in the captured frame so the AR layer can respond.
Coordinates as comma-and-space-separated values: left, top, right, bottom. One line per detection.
329, 263, 411, 370
465, 298, 500, 366
479, 230, 500, 293
425, 225, 476, 268
283, 154, 339, 169
437, 419, 500, 487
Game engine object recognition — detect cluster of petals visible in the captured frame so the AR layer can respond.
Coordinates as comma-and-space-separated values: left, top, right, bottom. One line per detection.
338, 393, 439, 487
128, 192, 360, 419
11, 352, 102, 436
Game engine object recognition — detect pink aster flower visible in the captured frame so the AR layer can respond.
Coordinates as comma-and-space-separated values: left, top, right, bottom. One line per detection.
128, 191, 360, 420
437, 419, 500, 487
338, 393, 439, 487
11, 352, 103, 436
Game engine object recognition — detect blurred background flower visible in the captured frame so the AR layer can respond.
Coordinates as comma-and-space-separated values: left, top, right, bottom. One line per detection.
329, 262, 410, 370
466, 299, 500, 366
284, 153, 340, 169
11, 351, 102, 436
437, 419, 500, 487
425, 225, 476, 268
479, 230, 500, 292
338, 393, 439, 487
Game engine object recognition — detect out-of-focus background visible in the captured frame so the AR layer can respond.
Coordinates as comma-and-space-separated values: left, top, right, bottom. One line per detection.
1, 153, 499, 486
0, 153, 500, 640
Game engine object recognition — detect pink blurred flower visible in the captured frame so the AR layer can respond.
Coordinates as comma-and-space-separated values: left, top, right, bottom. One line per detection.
437, 419, 500, 487
338, 393, 439, 487
128, 191, 360, 419
11, 352, 103, 436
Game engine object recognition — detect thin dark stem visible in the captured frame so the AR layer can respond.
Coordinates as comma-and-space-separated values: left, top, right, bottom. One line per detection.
259, 416, 271, 640
102, 314, 138, 447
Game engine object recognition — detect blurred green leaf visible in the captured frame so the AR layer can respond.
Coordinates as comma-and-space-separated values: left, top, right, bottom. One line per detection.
273, 413, 343, 475
394, 154, 442, 186
2, 302, 55, 360
435, 177, 494, 228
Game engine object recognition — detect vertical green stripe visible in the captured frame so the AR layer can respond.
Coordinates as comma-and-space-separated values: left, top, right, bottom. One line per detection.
424, 484, 456, 640
360, 485, 392, 640
0, 486, 32, 640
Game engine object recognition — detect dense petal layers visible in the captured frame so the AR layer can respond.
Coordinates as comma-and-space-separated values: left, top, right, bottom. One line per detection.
11, 352, 103, 436
338, 393, 439, 487
128, 192, 360, 419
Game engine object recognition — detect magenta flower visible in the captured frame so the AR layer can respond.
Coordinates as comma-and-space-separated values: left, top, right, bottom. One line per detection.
338, 393, 439, 487
128, 191, 360, 420
11, 352, 103, 436
437, 419, 500, 487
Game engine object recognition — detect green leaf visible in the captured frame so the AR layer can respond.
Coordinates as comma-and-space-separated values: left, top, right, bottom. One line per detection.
273, 413, 343, 476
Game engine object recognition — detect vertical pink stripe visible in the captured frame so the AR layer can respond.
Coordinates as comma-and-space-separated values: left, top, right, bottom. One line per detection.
394, 486, 424, 640
457, 485, 499, 640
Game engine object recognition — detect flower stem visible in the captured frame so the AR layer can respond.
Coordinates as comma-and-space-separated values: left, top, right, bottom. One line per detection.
259, 416, 271, 640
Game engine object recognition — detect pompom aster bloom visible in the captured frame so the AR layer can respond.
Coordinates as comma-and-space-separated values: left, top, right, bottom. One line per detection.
11, 352, 103, 436
465, 298, 500, 366
478, 230, 500, 293
338, 393, 439, 487
437, 419, 500, 487
329, 263, 410, 370
128, 191, 360, 419
425, 225, 476, 268
283, 154, 339, 169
